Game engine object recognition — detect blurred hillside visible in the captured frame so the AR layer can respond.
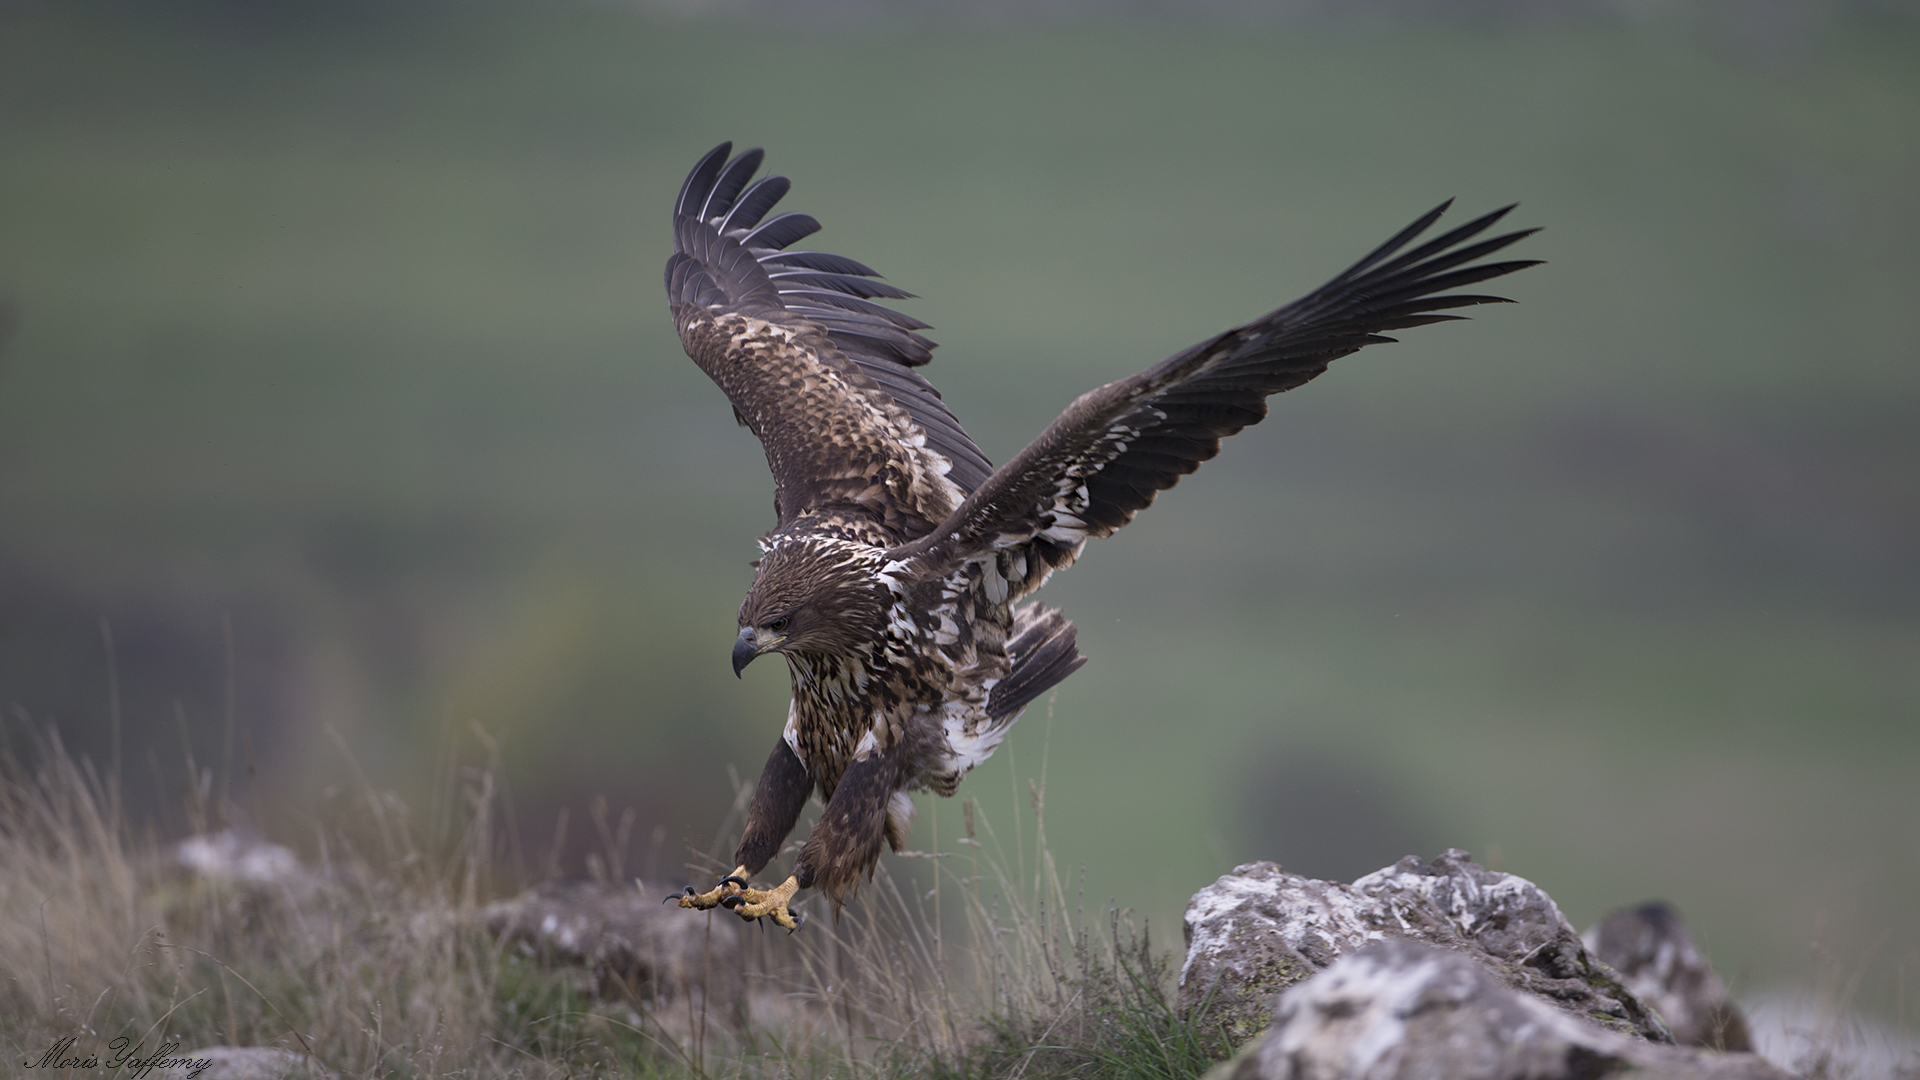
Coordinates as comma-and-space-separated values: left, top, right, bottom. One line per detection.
0, 1, 1915, 1017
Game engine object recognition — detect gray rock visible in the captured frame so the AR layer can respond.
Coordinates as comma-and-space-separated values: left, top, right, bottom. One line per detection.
1209, 940, 1796, 1080
155, 830, 334, 933
483, 879, 746, 1019
1177, 860, 1377, 1042
1586, 902, 1753, 1051
1179, 850, 1668, 1044
180, 1046, 333, 1079
175, 832, 305, 885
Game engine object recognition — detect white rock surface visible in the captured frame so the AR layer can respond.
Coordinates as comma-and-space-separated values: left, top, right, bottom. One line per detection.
1179, 850, 1667, 1043
176, 832, 304, 885
1210, 940, 1795, 1080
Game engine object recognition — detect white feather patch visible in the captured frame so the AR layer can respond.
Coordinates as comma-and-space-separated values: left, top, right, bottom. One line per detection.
940, 699, 1013, 777
782, 702, 802, 759
887, 791, 915, 842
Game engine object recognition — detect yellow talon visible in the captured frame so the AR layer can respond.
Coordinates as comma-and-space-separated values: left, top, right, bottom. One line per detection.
722, 875, 801, 930
676, 866, 749, 910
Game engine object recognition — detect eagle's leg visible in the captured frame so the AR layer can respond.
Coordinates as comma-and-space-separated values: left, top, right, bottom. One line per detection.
719, 766, 883, 929
716, 746, 900, 929
677, 739, 810, 912
776, 744, 903, 914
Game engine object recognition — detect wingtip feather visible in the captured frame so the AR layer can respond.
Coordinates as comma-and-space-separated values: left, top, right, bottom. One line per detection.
674, 142, 732, 222
700, 147, 766, 223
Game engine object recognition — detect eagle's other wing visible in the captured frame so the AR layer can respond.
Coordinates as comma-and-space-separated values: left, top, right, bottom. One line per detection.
889, 202, 1539, 593
665, 143, 993, 537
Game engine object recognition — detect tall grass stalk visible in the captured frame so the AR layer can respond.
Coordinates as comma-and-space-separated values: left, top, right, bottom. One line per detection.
0, 712, 1230, 1078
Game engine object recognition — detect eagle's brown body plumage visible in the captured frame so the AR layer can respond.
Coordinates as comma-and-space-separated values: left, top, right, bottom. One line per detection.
665, 143, 1537, 926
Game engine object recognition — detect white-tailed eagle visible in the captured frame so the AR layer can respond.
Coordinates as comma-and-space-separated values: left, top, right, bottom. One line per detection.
666, 143, 1537, 929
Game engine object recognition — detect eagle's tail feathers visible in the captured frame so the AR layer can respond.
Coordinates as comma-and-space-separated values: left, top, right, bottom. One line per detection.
988, 606, 1087, 723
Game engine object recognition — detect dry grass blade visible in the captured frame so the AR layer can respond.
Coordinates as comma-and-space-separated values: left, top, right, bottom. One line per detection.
0, 713, 1237, 1079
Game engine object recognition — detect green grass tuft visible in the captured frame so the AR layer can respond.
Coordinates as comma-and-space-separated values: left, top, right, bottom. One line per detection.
0, 720, 1236, 1079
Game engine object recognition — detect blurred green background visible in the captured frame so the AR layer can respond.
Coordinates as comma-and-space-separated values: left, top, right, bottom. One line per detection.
2, 1, 1915, 1017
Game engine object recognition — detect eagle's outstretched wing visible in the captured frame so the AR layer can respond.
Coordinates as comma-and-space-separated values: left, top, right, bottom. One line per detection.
665, 143, 993, 538
889, 202, 1539, 593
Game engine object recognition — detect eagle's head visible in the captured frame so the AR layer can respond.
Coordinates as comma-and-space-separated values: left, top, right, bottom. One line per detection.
733, 538, 890, 678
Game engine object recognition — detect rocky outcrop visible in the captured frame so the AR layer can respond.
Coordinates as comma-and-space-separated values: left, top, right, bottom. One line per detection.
1585, 902, 1753, 1051
1179, 850, 1667, 1044
1208, 940, 1794, 1080
175, 832, 307, 886
1177, 860, 1374, 1041
482, 879, 747, 1019
155, 829, 337, 934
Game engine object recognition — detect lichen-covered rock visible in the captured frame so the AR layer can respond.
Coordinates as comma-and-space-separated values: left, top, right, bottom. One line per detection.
1208, 940, 1795, 1080
154, 829, 334, 933
483, 879, 746, 1020
175, 832, 306, 886
1177, 861, 1374, 1042
1179, 850, 1667, 1044
1585, 902, 1753, 1051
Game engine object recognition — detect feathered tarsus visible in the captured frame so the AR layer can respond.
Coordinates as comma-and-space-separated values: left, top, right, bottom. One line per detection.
665, 142, 1539, 929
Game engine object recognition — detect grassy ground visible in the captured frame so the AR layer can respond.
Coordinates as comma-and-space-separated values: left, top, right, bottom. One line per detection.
0, 724, 1233, 1079
9, 723, 1912, 1078
1, 0, 1916, 1030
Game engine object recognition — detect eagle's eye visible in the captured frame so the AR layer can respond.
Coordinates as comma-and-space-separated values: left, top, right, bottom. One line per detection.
768, 615, 791, 633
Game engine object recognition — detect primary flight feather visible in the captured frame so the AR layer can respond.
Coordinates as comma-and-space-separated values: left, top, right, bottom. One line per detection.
666, 142, 1538, 929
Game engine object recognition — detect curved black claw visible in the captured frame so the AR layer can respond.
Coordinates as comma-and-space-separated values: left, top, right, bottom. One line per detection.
664, 885, 696, 905
719, 894, 743, 910
720, 874, 748, 889
677, 875, 748, 911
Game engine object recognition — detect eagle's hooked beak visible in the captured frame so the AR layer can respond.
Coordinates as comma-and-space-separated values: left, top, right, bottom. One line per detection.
733, 626, 767, 678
